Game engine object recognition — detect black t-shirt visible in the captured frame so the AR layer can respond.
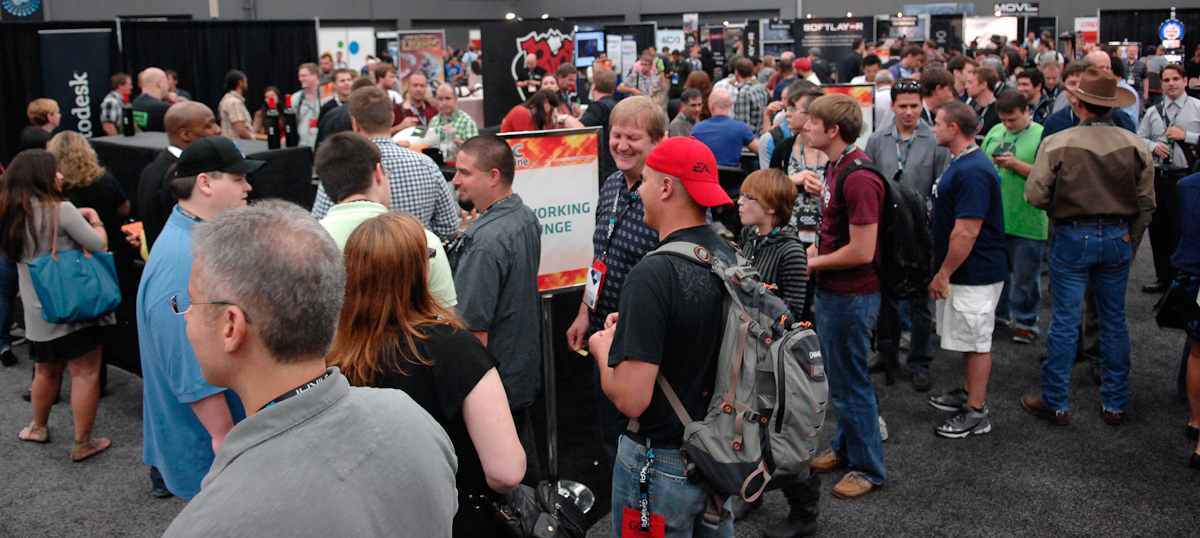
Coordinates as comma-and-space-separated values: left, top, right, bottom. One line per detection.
838, 52, 863, 83
975, 99, 1001, 145
374, 324, 498, 505
608, 225, 737, 442
64, 171, 128, 247
132, 93, 171, 132
137, 149, 178, 248
516, 65, 548, 86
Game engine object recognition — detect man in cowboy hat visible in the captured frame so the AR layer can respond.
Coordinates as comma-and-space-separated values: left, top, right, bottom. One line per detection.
1020, 67, 1156, 427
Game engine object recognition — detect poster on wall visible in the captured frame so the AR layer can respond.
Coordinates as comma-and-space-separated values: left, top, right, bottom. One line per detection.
481, 20, 575, 127
499, 127, 601, 292
930, 14, 965, 52
399, 31, 446, 96
657, 29, 686, 54
1075, 17, 1099, 47
703, 26, 726, 73
683, 13, 699, 46
793, 17, 875, 68
877, 15, 929, 43
317, 27, 375, 75
605, 34, 623, 72
904, 3, 974, 16
964, 17, 1017, 48
822, 85, 875, 149
39, 29, 111, 139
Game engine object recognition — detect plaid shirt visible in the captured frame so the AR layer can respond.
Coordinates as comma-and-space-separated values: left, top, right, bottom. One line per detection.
100, 91, 123, 126
732, 78, 768, 132
427, 109, 479, 142
311, 137, 462, 240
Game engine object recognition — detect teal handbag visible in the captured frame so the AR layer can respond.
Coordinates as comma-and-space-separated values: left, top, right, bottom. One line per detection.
26, 203, 121, 324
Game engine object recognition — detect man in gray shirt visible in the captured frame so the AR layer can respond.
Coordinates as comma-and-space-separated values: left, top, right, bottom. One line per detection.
163, 200, 458, 537
669, 88, 703, 137
864, 78, 951, 392
448, 134, 543, 476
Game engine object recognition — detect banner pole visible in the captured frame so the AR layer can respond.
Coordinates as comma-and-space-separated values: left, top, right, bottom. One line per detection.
540, 292, 559, 483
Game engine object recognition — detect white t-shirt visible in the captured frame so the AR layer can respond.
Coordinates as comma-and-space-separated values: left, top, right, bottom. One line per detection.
387, 89, 404, 105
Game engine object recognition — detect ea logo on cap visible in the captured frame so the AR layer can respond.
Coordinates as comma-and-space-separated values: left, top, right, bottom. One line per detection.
693, 162, 710, 173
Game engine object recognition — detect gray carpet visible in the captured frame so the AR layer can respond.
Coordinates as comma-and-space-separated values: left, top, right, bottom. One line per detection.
1, 241, 1199, 537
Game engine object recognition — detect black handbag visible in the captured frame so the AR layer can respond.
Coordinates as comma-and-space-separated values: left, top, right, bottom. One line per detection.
1155, 275, 1200, 331
489, 481, 586, 538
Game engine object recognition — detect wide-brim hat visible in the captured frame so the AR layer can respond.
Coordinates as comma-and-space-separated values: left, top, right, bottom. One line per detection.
1066, 67, 1136, 108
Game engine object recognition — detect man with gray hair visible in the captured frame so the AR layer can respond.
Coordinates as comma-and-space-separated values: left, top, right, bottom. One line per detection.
162, 200, 458, 536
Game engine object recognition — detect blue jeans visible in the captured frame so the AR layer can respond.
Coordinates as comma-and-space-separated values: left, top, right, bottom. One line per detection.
877, 293, 935, 372
995, 235, 1045, 334
0, 253, 17, 350
814, 289, 885, 484
611, 435, 733, 538
1043, 223, 1133, 413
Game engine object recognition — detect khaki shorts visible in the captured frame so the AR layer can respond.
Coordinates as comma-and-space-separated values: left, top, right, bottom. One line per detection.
936, 281, 1004, 353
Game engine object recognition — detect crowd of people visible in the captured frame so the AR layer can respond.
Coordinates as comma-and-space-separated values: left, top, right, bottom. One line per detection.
1, 31, 1200, 538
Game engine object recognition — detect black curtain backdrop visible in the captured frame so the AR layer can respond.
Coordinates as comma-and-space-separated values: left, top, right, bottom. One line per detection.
0, 21, 119, 166
119, 20, 318, 121
1099, 9, 1199, 56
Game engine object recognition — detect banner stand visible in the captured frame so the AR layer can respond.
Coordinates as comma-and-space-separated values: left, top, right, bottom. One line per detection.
540, 290, 595, 512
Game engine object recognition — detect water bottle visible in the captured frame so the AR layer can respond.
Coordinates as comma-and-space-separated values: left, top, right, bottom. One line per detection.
121, 93, 135, 136
266, 96, 281, 150
283, 94, 299, 148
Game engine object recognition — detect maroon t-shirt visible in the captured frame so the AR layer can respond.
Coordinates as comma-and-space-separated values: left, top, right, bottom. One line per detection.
816, 147, 884, 295
398, 101, 438, 127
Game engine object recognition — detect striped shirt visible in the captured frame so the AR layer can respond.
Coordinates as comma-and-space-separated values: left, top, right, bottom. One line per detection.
738, 225, 809, 318
100, 91, 123, 126
427, 109, 479, 142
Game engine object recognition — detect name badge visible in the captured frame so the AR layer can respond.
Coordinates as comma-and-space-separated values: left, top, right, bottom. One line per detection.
308, 118, 318, 131
621, 507, 665, 538
583, 259, 607, 312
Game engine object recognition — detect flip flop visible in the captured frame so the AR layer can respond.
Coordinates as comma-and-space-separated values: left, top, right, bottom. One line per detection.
71, 437, 111, 462
18, 421, 49, 443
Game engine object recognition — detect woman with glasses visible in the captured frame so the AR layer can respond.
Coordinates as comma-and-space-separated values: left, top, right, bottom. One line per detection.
769, 85, 827, 244
0, 150, 112, 461
327, 212, 525, 536
737, 169, 809, 318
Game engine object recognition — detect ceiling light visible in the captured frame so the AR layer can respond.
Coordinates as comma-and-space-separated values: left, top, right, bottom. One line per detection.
505, 12, 516, 20
541, 14, 549, 19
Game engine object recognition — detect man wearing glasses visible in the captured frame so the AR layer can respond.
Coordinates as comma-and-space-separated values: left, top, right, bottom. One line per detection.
136, 136, 261, 499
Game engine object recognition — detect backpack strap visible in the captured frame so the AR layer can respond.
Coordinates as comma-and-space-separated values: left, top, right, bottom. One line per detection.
832, 158, 886, 245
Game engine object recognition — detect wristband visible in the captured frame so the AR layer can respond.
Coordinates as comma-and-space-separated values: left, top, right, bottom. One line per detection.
91, 221, 104, 228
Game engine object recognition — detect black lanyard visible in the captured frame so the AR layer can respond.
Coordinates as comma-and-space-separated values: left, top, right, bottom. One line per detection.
177, 206, 205, 224
260, 371, 331, 412
749, 228, 781, 263
600, 180, 642, 263
638, 447, 655, 531
893, 126, 915, 181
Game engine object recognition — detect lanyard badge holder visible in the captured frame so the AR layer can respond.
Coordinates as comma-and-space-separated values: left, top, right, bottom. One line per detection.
620, 447, 665, 538
586, 181, 642, 311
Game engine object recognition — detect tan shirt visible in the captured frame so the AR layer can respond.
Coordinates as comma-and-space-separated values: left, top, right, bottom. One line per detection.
1025, 120, 1156, 251
218, 91, 252, 139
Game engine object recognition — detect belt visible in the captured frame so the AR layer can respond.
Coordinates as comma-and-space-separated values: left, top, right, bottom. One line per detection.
1064, 217, 1126, 227
623, 430, 683, 450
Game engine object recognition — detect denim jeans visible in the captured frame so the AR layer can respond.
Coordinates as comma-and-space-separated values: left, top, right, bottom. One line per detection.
611, 435, 733, 538
1043, 223, 1133, 413
814, 289, 885, 484
0, 253, 17, 350
995, 235, 1045, 334
877, 293, 935, 372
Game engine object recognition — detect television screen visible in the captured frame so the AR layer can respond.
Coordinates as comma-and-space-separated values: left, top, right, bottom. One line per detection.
575, 31, 605, 67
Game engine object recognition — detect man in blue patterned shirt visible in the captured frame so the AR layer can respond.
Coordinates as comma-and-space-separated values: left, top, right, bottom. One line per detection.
310, 86, 461, 241
100, 73, 132, 137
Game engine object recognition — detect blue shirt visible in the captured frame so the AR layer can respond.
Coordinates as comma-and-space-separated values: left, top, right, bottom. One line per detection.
1173, 173, 1200, 275
1042, 106, 1136, 138
137, 206, 245, 499
932, 150, 1008, 286
691, 115, 755, 167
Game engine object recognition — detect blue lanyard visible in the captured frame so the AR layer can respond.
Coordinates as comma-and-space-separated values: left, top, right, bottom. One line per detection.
601, 180, 641, 262
933, 144, 977, 197
639, 448, 655, 531
893, 126, 914, 180
1003, 126, 1028, 148
750, 228, 781, 262
796, 143, 825, 172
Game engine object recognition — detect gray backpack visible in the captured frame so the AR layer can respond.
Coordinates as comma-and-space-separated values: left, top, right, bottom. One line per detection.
631, 242, 829, 525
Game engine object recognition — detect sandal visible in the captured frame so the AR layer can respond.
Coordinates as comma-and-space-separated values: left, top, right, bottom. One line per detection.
18, 421, 49, 443
71, 437, 111, 462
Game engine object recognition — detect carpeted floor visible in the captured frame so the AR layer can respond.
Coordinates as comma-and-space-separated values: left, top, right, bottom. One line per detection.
1, 241, 1199, 537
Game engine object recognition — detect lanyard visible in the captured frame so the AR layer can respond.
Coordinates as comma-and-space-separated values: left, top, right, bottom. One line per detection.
933, 143, 977, 197
260, 371, 331, 412
411, 103, 429, 127
795, 143, 826, 172
638, 447, 655, 531
893, 126, 915, 180
600, 180, 642, 262
177, 206, 205, 224
749, 228, 781, 263
975, 102, 992, 132
1003, 126, 1028, 148
1161, 101, 1181, 128
487, 193, 515, 213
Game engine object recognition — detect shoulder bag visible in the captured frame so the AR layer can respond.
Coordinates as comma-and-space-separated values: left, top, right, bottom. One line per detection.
26, 202, 121, 324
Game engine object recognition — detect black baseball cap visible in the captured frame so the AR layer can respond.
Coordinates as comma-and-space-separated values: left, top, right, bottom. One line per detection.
175, 136, 265, 177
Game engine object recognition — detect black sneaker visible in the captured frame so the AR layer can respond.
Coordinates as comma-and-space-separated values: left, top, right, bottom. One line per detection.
935, 405, 991, 438
762, 516, 819, 538
912, 369, 932, 392
0, 348, 15, 367
929, 388, 968, 412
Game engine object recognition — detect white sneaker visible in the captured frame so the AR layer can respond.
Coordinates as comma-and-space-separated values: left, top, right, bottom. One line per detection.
879, 416, 889, 442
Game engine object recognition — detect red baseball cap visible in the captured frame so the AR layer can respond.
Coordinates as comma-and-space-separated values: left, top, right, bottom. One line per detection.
793, 58, 812, 72
644, 137, 732, 208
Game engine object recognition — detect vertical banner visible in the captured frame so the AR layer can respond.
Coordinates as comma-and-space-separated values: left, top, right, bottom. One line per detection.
481, 20, 576, 127
683, 13, 699, 47
703, 26, 726, 73
399, 30, 446, 96
39, 29, 112, 139
500, 127, 601, 292
794, 17, 875, 69
930, 14, 965, 52
822, 85, 875, 149
1075, 17, 1099, 47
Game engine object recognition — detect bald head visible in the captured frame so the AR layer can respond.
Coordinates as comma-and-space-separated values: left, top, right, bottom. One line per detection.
1083, 51, 1112, 74
709, 88, 732, 115
164, 101, 219, 148
139, 68, 168, 99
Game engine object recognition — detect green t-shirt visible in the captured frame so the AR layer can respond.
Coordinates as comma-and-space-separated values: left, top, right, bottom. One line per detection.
981, 122, 1047, 240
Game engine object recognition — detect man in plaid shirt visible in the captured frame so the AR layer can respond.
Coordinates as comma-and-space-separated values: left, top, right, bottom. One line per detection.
310, 86, 461, 241
428, 84, 479, 150
728, 57, 769, 133
100, 73, 132, 136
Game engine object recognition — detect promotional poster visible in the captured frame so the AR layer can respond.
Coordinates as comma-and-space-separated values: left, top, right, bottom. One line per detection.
793, 17, 875, 68
39, 29, 111, 139
398, 31, 446, 96
500, 128, 601, 292
481, 20, 576, 127
822, 84, 876, 149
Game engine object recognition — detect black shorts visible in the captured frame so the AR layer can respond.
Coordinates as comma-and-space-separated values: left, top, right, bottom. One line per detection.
29, 325, 105, 364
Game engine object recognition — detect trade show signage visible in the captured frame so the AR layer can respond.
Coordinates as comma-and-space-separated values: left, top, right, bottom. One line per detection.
481, 20, 575, 127
39, 29, 111, 139
993, 3, 1038, 16
500, 127, 601, 292
398, 31, 446, 95
793, 17, 875, 67
1160, 19, 1184, 42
